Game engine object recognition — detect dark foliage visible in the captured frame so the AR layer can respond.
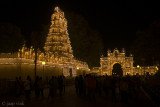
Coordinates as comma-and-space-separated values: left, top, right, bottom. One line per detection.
130, 20, 160, 66
0, 23, 24, 53
65, 11, 104, 67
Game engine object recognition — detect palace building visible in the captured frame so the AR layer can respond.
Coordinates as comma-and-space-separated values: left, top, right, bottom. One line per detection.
0, 7, 158, 79
0, 7, 89, 79
99, 48, 158, 76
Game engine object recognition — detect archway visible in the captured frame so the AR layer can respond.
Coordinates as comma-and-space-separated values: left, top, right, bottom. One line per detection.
112, 63, 123, 77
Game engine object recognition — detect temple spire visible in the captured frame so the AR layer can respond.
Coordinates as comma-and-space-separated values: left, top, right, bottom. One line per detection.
44, 7, 73, 60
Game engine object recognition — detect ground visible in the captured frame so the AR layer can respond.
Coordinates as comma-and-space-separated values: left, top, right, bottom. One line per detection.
0, 84, 157, 107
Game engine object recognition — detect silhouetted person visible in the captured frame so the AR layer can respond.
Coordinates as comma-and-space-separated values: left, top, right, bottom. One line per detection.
15, 77, 23, 98
75, 76, 79, 95
87, 75, 96, 101
78, 75, 84, 96
34, 76, 40, 98
115, 78, 120, 101
63, 76, 66, 94
120, 78, 128, 103
38, 77, 44, 98
103, 76, 110, 97
111, 77, 116, 102
96, 76, 103, 96
49, 76, 58, 98
58, 76, 63, 96
24, 76, 31, 100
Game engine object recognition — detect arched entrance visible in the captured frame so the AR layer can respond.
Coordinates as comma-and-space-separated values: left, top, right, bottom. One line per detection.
112, 63, 123, 77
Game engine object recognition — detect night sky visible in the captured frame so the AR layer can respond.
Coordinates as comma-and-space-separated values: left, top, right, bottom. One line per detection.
1, 0, 160, 50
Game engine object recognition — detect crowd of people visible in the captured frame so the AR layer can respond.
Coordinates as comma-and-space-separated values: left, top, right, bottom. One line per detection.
75, 74, 143, 103
15, 75, 66, 100
15, 74, 144, 103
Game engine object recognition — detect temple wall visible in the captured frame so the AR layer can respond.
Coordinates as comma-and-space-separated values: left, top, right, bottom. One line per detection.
0, 64, 64, 80
0, 58, 74, 80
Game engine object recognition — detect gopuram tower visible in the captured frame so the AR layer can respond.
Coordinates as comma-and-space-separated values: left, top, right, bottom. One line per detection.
44, 7, 73, 62
16, 6, 89, 77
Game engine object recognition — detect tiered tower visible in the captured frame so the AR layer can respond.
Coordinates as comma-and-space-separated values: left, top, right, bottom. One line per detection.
44, 7, 73, 63
17, 6, 89, 77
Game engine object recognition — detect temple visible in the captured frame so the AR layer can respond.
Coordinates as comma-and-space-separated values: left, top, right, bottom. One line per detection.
0, 7, 89, 79
0, 7, 158, 79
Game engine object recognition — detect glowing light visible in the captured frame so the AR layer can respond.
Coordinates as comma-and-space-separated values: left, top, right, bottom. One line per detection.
156, 66, 159, 70
89, 69, 90, 71
137, 65, 140, 68
77, 67, 79, 70
42, 61, 46, 65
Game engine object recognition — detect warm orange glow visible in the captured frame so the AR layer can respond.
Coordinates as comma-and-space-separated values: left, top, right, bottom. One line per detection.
156, 66, 159, 70
42, 61, 45, 65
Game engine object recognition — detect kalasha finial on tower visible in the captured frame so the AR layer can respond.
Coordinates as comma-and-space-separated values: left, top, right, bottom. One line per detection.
55, 6, 59, 12
122, 48, 125, 53
107, 49, 111, 56
130, 53, 133, 57
108, 49, 111, 53
44, 6, 73, 60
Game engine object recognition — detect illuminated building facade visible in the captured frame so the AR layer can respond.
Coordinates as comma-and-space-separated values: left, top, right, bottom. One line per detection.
100, 48, 158, 76
17, 7, 89, 77
0, 7, 88, 79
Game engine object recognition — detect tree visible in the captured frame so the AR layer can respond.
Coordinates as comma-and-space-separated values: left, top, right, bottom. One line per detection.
65, 11, 104, 67
130, 20, 160, 66
30, 31, 46, 79
0, 23, 24, 53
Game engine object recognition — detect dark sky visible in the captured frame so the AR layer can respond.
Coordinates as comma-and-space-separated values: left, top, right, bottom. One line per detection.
1, 0, 160, 50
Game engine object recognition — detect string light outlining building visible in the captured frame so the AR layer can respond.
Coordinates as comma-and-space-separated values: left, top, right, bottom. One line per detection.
0, 7, 89, 79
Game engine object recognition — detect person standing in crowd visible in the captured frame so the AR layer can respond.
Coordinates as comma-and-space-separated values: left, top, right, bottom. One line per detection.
120, 77, 128, 103
44, 76, 50, 97
24, 76, 31, 100
49, 76, 58, 98
15, 76, 24, 98
34, 76, 40, 98
96, 76, 103, 96
38, 77, 44, 98
115, 78, 120, 102
78, 75, 84, 96
49, 76, 54, 98
83, 76, 87, 96
63, 76, 66, 94
87, 75, 96, 101
75, 76, 79, 95
103, 76, 110, 98
111, 77, 116, 102
58, 76, 63, 96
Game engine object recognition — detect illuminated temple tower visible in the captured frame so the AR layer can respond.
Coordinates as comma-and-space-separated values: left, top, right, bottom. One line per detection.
4, 6, 89, 78
44, 7, 73, 63
0, 7, 158, 79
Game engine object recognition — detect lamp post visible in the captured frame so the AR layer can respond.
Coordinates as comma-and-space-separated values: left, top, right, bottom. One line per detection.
42, 61, 45, 79
137, 65, 140, 75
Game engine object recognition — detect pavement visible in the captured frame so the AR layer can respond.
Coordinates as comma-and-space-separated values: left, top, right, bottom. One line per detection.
0, 85, 157, 107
